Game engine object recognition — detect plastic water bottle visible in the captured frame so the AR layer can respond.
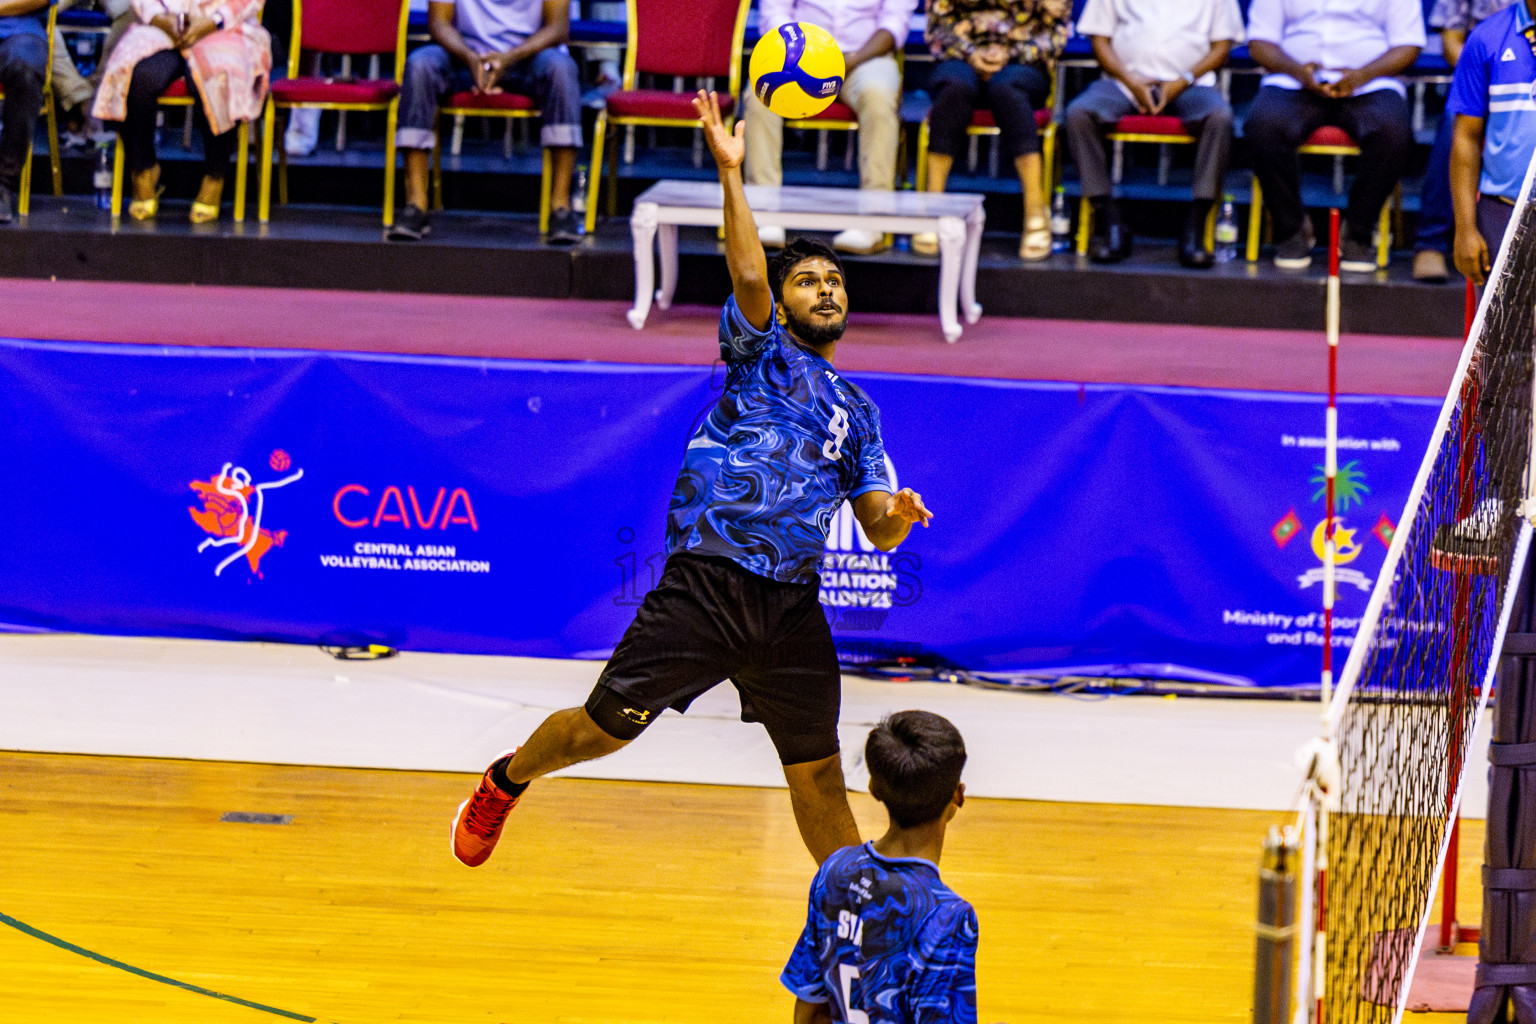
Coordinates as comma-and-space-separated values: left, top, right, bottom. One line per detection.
572, 165, 587, 215
1214, 195, 1239, 263
94, 144, 113, 211
1049, 186, 1071, 253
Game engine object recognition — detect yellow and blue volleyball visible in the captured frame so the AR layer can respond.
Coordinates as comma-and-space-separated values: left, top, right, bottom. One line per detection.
749, 22, 846, 120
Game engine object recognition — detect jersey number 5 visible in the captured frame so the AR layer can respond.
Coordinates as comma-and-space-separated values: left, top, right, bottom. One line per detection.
823, 406, 850, 461
838, 963, 870, 1024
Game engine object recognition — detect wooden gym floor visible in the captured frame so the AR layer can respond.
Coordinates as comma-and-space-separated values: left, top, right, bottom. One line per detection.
0, 751, 1480, 1024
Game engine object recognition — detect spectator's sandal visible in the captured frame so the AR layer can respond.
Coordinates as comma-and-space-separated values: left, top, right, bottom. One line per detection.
189, 200, 221, 224
127, 187, 164, 222
1020, 216, 1051, 261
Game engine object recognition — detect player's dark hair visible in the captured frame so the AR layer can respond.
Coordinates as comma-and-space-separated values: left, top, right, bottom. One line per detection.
768, 237, 846, 303
865, 710, 967, 828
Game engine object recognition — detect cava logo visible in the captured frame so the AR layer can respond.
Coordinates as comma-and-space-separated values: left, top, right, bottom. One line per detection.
188, 450, 304, 579
332, 484, 479, 531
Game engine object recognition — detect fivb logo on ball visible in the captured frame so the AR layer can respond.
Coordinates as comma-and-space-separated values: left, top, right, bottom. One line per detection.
750, 21, 846, 119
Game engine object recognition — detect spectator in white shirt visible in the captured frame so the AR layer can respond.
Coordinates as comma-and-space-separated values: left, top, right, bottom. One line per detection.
746, 0, 919, 254
1245, 0, 1424, 271
1064, 0, 1243, 268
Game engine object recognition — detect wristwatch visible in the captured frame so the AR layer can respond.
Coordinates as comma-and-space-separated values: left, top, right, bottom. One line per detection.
1179, 70, 1195, 84
212, 11, 225, 29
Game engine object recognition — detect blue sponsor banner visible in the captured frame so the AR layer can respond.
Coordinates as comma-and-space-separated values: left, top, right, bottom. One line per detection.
0, 337, 1439, 687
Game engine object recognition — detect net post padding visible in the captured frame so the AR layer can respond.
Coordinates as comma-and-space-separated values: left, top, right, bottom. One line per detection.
1302, 150, 1536, 1024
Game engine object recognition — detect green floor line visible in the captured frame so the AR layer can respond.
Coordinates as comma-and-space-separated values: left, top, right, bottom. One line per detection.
0, 909, 316, 1021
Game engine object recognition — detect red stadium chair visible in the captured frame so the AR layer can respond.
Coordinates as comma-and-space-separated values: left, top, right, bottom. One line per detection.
430, 91, 553, 232
110, 78, 252, 221
259, 0, 408, 225
1074, 114, 1212, 255
1, 1, 64, 216
582, 0, 753, 234
914, 104, 1058, 208
1246, 125, 1394, 267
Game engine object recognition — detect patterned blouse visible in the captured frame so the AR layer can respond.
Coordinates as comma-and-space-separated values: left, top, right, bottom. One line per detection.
927, 0, 1073, 68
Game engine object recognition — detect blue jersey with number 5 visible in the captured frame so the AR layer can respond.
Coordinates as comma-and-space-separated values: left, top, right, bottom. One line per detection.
782, 842, 979, 1024
665, 297, 892, 584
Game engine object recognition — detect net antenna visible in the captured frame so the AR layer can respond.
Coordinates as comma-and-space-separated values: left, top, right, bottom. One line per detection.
1292, 150, 1536, 1024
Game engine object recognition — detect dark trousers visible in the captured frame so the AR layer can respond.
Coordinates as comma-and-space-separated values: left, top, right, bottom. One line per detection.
116, 49, 237, 177
0, 31, 46, 192
1415, 108, 1455, 254
1245, 85, 1412, 243
1064, 77, 1234, 201
926, 59, 1050, 161
1478, 194, 1516, 268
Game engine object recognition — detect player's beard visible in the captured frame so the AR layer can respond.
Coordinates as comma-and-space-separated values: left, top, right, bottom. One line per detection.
784, 303, 847, 346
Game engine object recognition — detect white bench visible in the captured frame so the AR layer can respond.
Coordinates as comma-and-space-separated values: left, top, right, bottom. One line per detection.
627, 181, 986, 343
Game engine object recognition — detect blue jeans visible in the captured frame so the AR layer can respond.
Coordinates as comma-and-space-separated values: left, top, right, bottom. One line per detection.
0, 29, 46, 191
926, 59, 1051, 161
395, 44, 582, 151
1414, 108, 1454, 254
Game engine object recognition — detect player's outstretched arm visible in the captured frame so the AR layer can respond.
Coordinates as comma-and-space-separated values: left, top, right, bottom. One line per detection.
692, 90, 773, 330
854, 488, 934, 551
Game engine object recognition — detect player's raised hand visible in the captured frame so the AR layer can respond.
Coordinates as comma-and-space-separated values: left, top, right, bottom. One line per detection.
693, 90, 744, 171
888, 488, 933, 528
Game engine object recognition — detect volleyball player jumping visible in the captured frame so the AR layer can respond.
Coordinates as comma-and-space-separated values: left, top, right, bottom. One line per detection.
450, 90, 932, 868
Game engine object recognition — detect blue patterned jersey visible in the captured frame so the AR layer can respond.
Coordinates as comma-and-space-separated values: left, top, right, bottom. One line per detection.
782, 843, 979, 1024
666, 297, 892, 584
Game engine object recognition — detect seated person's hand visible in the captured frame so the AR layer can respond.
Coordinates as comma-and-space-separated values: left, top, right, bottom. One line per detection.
968, 44, 1009, 80
1323, 67, 1370, 97
1455, 225, 1491, 287
478, 51, 518, 92
148, 12, 179, 40
179, 13, 218, 48
1152, 76, 1188, 113
1295, 62, 1331, 96
1122, 71, 1159, 113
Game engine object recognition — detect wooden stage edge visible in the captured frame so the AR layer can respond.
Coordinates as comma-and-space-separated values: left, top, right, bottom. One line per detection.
0, 751, 1480, 1024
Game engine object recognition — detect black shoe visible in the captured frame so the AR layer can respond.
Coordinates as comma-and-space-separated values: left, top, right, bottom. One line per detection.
1273, 224, 1314, 270
545, 207, 580, 245
1430, 498, 1503, 575
386, 204, 430, 241
1339, 230, 1377, 273
1178, 222, 1214, 269
1088, 221, 1132, 263
0, 185, 14, 225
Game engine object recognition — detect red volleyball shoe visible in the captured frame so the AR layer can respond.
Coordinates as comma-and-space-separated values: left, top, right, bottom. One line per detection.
451, 748, 522, 867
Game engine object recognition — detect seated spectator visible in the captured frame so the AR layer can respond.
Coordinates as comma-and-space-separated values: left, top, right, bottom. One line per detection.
1065, 0, 1242, 268
1447, 0, 1535, 286
781, 710, 977, 1024
1412, 0, 1515, 281
389, 0, 581, 244
916, 0, 1071, 260
0, 0, 49, 223
92, 0, 271, 222
1245, 0, 1424, 272
745, 0, 918, 255
51, 16, 98, 147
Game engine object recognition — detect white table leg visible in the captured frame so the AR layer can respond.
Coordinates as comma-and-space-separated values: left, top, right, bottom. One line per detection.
936, 216, 966, 343
961, 205, 985, 325
628, 203, 659, 330
655, 223, 679, 311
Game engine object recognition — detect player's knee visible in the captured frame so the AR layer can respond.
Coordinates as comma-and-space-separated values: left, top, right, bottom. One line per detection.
582, 684, 656, 745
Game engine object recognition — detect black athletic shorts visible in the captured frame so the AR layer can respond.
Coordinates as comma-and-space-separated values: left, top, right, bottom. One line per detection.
585, 553, 841, 765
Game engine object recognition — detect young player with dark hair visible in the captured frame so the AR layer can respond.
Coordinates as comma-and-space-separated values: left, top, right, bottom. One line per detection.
782, 710, 978, 1024
448, 90, 934, 869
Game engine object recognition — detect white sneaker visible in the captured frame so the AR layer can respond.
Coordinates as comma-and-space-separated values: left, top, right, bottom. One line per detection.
758, 225, 786, 248
284, 108, 321, 157
833, 228, 887, 254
